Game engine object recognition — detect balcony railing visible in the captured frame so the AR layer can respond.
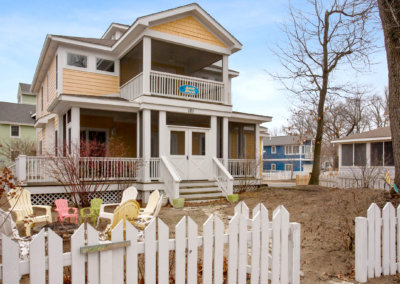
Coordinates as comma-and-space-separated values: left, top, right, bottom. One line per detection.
150, 71, 224, 103
120, 71, 225, 103
228, 159, 258, 178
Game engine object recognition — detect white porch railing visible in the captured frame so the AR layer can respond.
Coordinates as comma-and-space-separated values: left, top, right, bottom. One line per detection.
212, 157, 233, 197
263, 171, 301, 181
0, 202, 301, 284
159, 156, 180, 203
79, 157, 142, 181
228, 159, 258, 178
26, 156, 56, 183
149, 158, 160, 180
120, 73, 143, 101
150, 70, 225, 103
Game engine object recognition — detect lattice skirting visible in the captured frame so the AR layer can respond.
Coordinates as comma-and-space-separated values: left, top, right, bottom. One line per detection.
30, 190, 134, 205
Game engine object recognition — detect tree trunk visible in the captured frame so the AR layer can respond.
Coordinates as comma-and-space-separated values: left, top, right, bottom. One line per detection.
378, 0, 400, 185
309, 11, 330, 185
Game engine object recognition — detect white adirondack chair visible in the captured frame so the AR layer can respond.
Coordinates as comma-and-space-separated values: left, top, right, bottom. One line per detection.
140, 190, 160, 215
134, 193, 164, 230
7, 188, 52, 236
97, 186, 138, 226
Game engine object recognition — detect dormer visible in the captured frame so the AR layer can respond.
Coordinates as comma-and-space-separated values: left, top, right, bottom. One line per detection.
102, 23, 129, 40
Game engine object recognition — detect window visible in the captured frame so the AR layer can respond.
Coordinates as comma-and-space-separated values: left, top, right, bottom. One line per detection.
285, 145, 299, 155
285, 164, 293, 171
354, 143, 366, 166
271, 164, 276, 171
192, 132, 206, 155
67, 109, 71, 124
55, 130, 58, 156
41, 86, 43, 111
271, 146, 276, 154
39, 140, 43, 155
67, 53, 87, 68
46, 74, 49, 102
55, 55, 58, 90
10, 125, 19, 137
96, 58, 115, 72
384, 142, 394, 166
170, 131, 185, 155
341, 144, 353, 166
371, 142, 383, 166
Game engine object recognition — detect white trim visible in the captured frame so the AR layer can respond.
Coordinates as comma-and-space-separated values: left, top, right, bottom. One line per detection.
263, 158, 312, 162
10, 125, 20, 138
332, 137, 392, 143
0, 121, 34, 127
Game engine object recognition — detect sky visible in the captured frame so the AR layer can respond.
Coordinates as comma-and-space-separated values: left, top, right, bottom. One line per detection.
0, 0, 388, 131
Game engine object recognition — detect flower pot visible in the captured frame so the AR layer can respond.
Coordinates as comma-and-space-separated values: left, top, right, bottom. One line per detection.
173, 198, 185, 208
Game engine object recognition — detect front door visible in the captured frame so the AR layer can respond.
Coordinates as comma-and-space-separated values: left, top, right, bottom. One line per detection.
169, 128, 210, 180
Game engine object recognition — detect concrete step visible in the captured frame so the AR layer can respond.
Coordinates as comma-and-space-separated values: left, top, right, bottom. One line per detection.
179, 180, 217, 187
180, 186, 220, 194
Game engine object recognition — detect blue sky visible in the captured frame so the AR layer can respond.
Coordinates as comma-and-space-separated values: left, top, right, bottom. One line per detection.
0, 0, 388, 131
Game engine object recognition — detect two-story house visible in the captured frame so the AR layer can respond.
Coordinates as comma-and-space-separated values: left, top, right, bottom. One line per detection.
0, 83, 36, 167
21, 4, 271, 204
263, 135, 314, 174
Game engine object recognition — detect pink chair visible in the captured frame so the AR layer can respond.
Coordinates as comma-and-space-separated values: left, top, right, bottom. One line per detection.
55, 199, 78, 224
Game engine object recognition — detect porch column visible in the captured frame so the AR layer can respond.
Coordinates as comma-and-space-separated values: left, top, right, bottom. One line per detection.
143, 37, 151, 95
159, 111, 168, 157
142, 109, 151, 182
222, 55, 229, 104
137, 112, 141, 158
70, 107, 80, 153
255, 124, 261, 179
210, 116, 217, 157
223, 117, 229, 168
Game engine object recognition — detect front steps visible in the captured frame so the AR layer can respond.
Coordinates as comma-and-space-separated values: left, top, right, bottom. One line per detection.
179, 180, 224, 203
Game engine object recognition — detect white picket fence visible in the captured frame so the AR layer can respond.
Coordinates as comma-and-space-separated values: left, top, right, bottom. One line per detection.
0, 202, 301, 283
320, 174, 388, 190
355, 202, 400, 282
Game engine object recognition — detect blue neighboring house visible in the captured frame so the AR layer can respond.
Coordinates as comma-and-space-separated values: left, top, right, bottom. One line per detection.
263, 135, 314, 173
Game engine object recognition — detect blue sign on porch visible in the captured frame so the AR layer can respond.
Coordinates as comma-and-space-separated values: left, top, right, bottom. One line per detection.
179, 85, 199, 95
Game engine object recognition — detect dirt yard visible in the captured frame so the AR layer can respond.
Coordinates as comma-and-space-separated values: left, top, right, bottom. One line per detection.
155, 185, 400, 283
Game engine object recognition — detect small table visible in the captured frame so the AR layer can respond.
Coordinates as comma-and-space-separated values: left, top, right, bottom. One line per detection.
32, 221, 79, 238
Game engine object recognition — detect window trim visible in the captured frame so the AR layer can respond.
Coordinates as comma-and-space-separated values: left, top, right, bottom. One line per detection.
10, 125, 20, 138
271, 146, 276, 154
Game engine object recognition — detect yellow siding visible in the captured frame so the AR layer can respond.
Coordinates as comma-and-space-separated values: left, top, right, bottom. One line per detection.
63, 68, 119, 96
150, 16, 226, 48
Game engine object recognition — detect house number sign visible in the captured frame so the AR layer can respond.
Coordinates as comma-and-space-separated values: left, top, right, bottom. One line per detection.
179, 85, 199, 95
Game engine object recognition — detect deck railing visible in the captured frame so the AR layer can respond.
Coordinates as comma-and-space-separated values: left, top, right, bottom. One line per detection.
150, 71, 225, 103
212, 157, 233, 197
149, 158, 160, 180
120, 73, 143, 101
228, 159, 258, 178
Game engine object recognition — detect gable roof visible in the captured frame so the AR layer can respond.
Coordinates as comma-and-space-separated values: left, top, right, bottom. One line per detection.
19, 83, 34, 95
51, 35, 117, 47
0, 102, 36, 125
332, 127, 391, 143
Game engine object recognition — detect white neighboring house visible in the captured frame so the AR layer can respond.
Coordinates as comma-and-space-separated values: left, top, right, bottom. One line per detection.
332, 127, 393, 175
15, 4, 272, 204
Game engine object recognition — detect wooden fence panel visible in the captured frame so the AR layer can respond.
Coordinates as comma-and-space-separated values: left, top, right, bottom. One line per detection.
71, 224, 86, 283
251, 212, 261, 284
203, 215, 213, 284
87, 224, 100, 284
228, 213, 239, 284
2, 235, 20, 284
125, 222, 138, 284
355, 217, 368, 282
30, 229, 45, 283
214, 216, 224, 284
260, 204, 269, 284
48, 229, 63, 284
112, 221, 124, 284
175, 217, 186, 284
187, 217, 198, 284
238, 213, 248, 283
272, 207, 281, 284
145, 219, 156, 284
158, 219, 169, 284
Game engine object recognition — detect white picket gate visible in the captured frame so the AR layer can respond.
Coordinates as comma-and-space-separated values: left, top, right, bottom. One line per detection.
0, 202, 301, 284
355, 202, 400, 282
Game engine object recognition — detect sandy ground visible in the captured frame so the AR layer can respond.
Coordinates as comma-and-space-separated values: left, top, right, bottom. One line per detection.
9, 185, 400, 283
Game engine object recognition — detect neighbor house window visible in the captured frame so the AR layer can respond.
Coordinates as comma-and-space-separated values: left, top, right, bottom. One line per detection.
271, 146, 276, 154
10, 125, 19, 137
67, 53, 87, 68
341, 144, 353, 166
96, 58, 115, 72
384, 142, 394, 166
285, 164, 293, 171
271, 163, 276, 171
285, 145, 299, 155
354, 143, 366, 166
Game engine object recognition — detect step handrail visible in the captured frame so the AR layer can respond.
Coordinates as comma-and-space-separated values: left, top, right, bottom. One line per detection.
212, 157, 234, 198
160, 156, 181, 204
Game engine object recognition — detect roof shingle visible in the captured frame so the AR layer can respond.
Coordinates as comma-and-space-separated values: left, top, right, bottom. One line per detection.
334, 127, 391, 142
0, 102, 36, 125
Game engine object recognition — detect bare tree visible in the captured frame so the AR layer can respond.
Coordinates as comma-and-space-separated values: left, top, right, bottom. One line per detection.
272, 0, 376, 184
0, 138, 36, 164
377, 0, 400, 185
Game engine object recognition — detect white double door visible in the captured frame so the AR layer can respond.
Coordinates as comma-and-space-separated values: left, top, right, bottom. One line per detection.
169, 127, 211, 180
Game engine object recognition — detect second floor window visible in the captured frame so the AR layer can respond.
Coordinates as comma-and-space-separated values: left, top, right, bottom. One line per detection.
271, 146, 276, 154
67, 53, 87, 68
285, 145, 299, 155
96, 58, 114, 72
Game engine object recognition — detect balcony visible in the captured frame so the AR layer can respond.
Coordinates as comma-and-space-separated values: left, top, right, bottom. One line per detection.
120, 71, 225, 103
